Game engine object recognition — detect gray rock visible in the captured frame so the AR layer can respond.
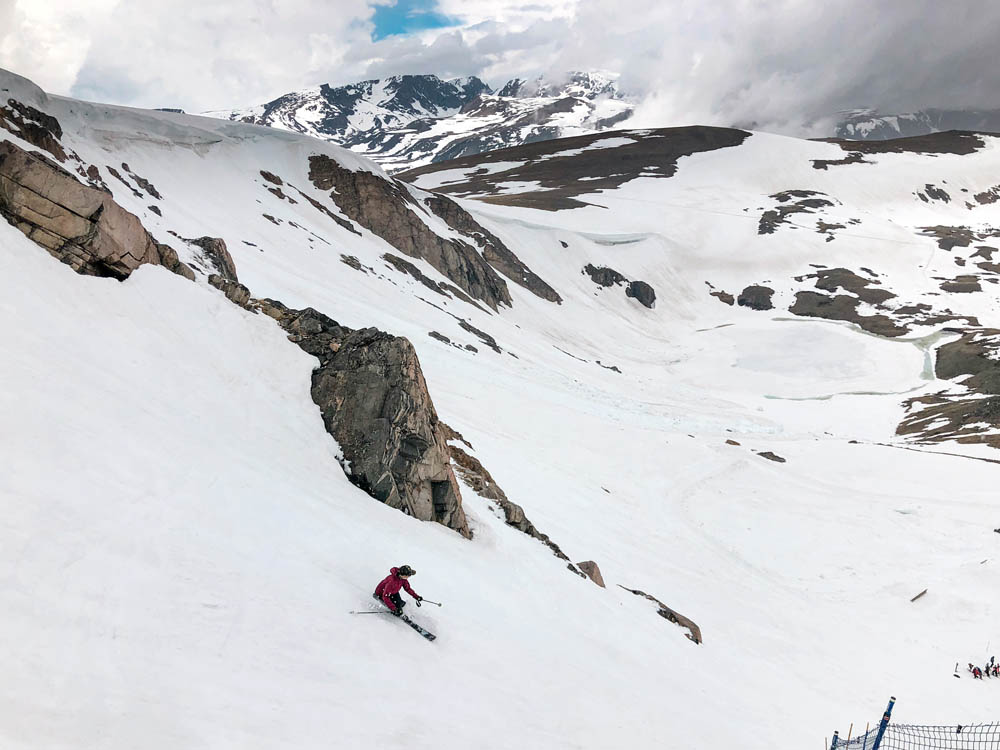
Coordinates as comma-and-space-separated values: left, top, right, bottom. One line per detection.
583, 264, 627, 287
737, 285, 774, 310
208, 274, 252, 307
188, 236, 238, 282
626, 280, 656, 308
311, 326, 471, 537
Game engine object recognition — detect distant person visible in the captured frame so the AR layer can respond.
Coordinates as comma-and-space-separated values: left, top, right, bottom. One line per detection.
373, 565, 423, 616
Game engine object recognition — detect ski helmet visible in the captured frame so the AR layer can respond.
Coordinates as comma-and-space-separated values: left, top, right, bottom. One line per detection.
398, 565, 416, 577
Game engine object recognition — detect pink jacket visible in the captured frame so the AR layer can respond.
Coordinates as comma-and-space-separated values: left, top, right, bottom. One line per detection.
374, 568, 420, 612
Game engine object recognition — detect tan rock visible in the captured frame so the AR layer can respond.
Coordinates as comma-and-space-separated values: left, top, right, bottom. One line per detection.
577, 561, 606, 588
0, 141, 193, 281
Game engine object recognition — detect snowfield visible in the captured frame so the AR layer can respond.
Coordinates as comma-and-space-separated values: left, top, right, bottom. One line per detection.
2, 68, 1000, 749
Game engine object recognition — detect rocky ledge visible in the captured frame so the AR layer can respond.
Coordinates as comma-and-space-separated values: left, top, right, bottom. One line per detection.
308, 154, 512, 311
0, 141, 193, 280
258, 301, 471, 537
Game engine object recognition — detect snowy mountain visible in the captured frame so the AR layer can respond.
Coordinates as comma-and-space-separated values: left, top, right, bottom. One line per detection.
4, 65, 1000, 750
206, 71, 634, 173
836, 107, 1000, 139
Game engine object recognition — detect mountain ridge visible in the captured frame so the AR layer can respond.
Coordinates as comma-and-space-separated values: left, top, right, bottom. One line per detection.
205, 71, 634, 172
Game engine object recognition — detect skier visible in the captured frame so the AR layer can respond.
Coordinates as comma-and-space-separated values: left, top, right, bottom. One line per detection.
373, 565, 423, 616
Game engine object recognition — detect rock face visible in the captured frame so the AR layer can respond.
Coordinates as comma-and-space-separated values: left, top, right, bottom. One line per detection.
188, 236, 238, 282
313, 327, 470, 536
0, 141, 193, 281
423, 194, 561, 303
308, 154, 512, 310
258, 300, 470, 537
737, 285, 774, 310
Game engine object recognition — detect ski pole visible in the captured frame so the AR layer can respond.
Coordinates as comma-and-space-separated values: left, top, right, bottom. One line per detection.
349, 610, 390, 615
420, 599, 443, 606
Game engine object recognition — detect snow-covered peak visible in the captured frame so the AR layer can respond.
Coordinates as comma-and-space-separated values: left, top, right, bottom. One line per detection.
498, 71, 624, 101
203, 71, 634, 173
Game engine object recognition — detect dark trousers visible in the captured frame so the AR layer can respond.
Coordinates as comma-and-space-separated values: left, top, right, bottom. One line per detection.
375, 591, 406, 612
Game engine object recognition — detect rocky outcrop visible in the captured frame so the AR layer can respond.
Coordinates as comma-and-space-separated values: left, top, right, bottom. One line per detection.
618, 584, 702, 644
423, 194, 562, 303
626, 280, 656, 308
897, 329, 1000, 449
208, 274, 252, 307
737, 285, 774, 310
257, 300, 470, 537
0, 141, 194, 281
789, 291, 908, 337
308, 154, 511, 310
0, 98, 67, 162
577, 560, 605, 587
584, 264, 627, 287
187, 236, 238, 282
583, 264, 656, 308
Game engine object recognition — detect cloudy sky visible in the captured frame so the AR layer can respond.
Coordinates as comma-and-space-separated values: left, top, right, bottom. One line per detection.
2, 0, 999, 135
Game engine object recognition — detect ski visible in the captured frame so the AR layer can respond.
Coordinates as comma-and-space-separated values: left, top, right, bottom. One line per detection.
351, 605, 436, 640
399, 613, 436, 641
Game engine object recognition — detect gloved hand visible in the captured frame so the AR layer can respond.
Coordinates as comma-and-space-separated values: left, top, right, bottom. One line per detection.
415, 597, 422, 607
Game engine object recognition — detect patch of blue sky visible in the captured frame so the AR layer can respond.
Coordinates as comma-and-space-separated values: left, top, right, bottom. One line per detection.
371, 0, 460, 41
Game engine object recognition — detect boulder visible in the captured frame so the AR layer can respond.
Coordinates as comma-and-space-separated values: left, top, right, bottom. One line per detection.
626, 280, 656, 308
0, 141, 193, 281
577, 560, 606, 587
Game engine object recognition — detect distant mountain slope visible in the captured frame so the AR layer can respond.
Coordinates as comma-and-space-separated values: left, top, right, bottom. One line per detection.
836, 107, 1000, 139
206, 71, 634, 173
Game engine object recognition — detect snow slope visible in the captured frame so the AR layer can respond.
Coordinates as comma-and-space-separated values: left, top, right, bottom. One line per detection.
2, 68, 1000, 750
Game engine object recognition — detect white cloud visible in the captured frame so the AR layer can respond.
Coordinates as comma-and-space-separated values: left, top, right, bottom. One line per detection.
1, 0, 1000, 133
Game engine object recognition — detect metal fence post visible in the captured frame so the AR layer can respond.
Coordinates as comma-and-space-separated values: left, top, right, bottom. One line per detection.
871, 696, 896, 750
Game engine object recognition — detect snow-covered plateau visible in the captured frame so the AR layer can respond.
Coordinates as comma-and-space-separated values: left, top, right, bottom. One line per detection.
2, 66, 1000, 749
